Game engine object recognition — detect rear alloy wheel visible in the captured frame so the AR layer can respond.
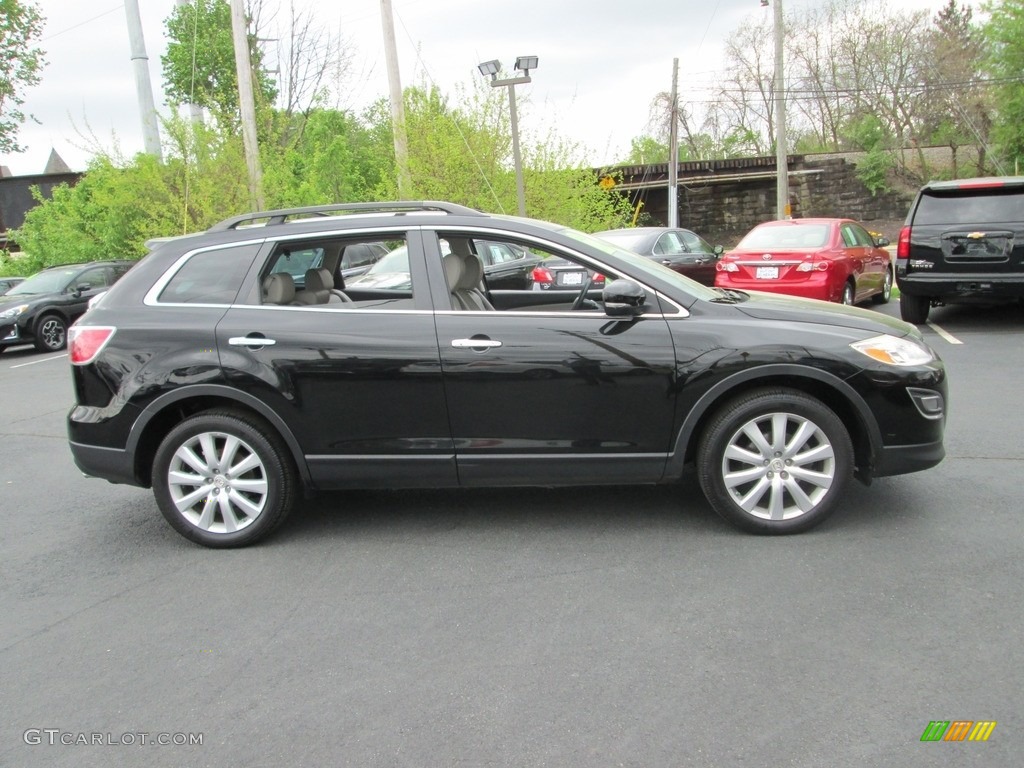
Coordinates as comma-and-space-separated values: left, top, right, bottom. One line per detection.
697, 388, 854, 534
34, 314, 68, 352
872, 267, 893, 304
840, 281, 856, 305
900, 293, 930, 324
152, 410, 297, 547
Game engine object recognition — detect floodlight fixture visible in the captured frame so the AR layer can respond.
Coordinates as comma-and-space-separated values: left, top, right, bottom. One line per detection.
477, 59, 501, 78
514, 56, 539, 74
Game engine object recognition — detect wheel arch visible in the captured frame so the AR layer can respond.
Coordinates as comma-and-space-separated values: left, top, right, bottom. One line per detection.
667, 365, 883, 481
126, 384, 311, 489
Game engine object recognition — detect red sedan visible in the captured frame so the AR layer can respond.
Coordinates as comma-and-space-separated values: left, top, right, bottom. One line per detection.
715, 218, 893, 305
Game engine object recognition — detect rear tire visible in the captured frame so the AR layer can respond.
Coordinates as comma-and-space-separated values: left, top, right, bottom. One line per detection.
697, 388, 854, 534
152, 410, 297, 548
872, 267, 893, 304
840, 281, 855, 305
900, 293, 930, 324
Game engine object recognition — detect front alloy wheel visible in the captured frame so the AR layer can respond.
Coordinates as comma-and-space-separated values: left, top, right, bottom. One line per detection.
34, 314, 68, 352
153, 410, 296, 547
697, 388, 854, 534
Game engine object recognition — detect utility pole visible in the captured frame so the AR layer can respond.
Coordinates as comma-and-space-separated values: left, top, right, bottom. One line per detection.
380, 0, 411, 199
772, 0, 789, 219
124, 0, 162, 160
175, 0, 204, 125
230, 0, 264, 210
667, 58, 679, 228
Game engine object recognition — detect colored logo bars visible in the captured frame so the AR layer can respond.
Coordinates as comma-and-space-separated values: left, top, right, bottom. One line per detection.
920, 721, 997, 742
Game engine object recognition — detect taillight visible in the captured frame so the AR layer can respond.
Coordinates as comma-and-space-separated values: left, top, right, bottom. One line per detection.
69, 326, 116, 365
532, 266, 553, 284
716, 261, 739, 272
797, 260, 831, 272
593, 273, 606, 284
897, 226, 911, 259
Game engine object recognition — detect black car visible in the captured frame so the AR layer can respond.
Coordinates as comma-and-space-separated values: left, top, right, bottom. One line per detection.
67, 202, 947, 547
896, 176, 1024, 323
593, 227, 724, 286
0, 261, 133, 353
0, 276, 25, 295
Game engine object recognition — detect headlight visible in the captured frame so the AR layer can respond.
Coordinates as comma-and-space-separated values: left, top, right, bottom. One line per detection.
850, 334, 935, 366
0, 304, 29, 321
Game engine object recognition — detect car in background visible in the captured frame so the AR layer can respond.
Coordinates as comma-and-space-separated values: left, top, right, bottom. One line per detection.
0, 261, 133, 353
593, 227, 724, 286
0, 277, 25, 296
531, 257, 605, 292
896, 176, 1024, 324
715, 218, 892, 305
349, 238, 539, 292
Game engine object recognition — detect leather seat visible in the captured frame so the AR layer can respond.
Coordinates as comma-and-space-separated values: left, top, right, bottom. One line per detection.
294, 268, 351, 305
444, 252, 493, 311
263, 273, 296, 305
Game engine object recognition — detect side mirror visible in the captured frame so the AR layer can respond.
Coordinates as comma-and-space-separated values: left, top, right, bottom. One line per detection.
874, 236, 890, 248
713, 244, 724, 256
603, 279, 647, 317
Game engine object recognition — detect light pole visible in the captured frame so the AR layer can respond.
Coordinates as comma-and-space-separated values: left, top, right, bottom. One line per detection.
763, 0, 789, 219
479, 56, 538, 217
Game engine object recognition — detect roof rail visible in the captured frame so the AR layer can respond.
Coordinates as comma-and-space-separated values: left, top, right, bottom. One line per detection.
207, 201, 483, 232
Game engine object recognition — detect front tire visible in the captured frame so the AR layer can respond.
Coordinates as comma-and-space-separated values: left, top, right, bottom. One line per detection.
697, 388, 854, 534
900, 293, 930, 324
152, 410, 297, 547
34, 314, 68, 352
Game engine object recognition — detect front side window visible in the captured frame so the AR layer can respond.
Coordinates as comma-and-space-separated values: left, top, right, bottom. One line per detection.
72, 267, 112, 291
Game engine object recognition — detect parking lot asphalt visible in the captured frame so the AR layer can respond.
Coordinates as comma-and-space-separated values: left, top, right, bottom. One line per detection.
1, 300, 1021, 767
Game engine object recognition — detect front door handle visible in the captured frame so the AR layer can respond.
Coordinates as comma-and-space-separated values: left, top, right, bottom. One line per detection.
451, 338, 502, 350
229, 335, 277, 347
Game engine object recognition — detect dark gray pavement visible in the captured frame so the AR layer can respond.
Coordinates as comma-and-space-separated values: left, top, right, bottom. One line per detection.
1, 301, 1020, 767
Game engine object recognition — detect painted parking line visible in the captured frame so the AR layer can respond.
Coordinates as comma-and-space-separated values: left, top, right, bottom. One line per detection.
926, 322, 964, 345
9, 353, 69, 369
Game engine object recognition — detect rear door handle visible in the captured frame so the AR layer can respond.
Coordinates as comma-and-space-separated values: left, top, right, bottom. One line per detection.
229, 336, 277, 347
451, 338, 502, 349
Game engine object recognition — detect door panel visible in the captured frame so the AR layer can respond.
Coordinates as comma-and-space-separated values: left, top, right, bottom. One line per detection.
435, 312, 678, 486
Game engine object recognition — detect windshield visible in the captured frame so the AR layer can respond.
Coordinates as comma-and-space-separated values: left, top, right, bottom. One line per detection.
366, 246, 409, 275
6, 268, 76, 296
562, 229, 720, 301
737, 223, 829, 250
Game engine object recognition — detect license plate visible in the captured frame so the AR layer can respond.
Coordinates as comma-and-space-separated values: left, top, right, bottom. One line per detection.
755, 266, 779, 279
561, 272, 584, 285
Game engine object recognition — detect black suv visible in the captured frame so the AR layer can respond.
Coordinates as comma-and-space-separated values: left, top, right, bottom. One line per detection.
0, 261, 133, 353
67, 202, 948, 547
896, 176, 1024, 323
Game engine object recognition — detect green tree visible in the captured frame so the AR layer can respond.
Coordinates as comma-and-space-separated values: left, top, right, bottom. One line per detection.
0, 0, 46, 154
983, 0, 1024, 169
161, 0, 276, 126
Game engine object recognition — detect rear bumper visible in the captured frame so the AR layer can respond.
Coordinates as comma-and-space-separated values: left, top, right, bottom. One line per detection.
715, 274, 833, 302
68, 440, 144, 487
896, 271, 1024, 301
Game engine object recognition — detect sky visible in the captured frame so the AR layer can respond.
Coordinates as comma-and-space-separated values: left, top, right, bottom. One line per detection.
3, 0, 966, 177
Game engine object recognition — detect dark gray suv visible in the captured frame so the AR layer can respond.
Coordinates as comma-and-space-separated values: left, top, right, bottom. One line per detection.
896, 176, 1024, 324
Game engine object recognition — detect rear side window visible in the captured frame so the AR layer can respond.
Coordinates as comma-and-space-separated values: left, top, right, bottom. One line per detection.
158, 245, 258, 304
914, 188, 1024, 226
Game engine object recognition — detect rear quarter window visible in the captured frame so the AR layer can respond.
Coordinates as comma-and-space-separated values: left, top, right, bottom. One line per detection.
158, 245, 259, 304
